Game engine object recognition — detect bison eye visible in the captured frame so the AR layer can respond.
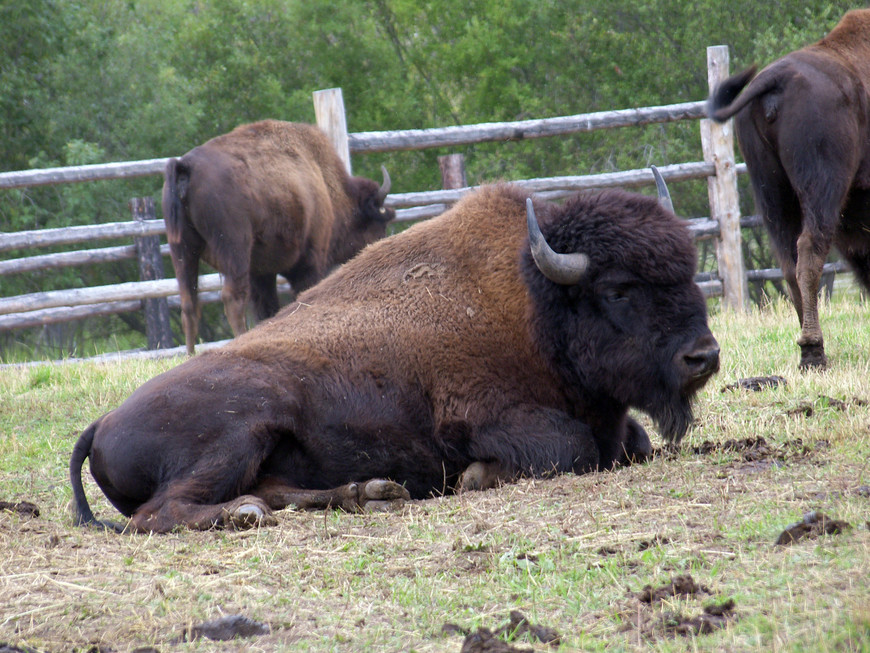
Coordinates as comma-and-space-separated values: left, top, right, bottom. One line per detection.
604, 289, 629, 304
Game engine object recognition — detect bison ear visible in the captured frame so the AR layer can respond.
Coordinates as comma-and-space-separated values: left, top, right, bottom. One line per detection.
526, 198, 589, 286
651, 166, 674, 214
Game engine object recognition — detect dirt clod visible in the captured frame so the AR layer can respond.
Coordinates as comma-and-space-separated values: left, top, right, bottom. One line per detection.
179, 614, 270, 642
0, 643, 43, 653
460, 628, 533, 653
721, 375, 787, 392
658, 598, 737, 636
0, 501, 40, 518
638, 574, 710, 603
446, 610, 560, 651
775, 511, 851, 546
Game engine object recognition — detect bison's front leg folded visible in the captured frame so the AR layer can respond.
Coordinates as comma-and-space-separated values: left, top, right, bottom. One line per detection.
456, 407, 653, 493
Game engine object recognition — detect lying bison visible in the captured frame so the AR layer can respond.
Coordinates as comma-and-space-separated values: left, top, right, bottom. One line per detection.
162, 120, 395, 355
707, 9, 870, 369
71, 173, 719, 533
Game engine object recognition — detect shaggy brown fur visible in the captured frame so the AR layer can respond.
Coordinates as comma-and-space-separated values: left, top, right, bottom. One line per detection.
71, 184, 719, 533
162, 120, 394, 354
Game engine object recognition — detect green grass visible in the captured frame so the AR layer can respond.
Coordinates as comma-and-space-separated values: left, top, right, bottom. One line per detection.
0, 293, 868, 651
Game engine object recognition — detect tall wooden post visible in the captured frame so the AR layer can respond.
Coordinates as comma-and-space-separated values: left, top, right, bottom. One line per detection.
438, 154, 467, 189
131, 197, 173, 349
701, 45, 749, 310
313, 88, 352, 174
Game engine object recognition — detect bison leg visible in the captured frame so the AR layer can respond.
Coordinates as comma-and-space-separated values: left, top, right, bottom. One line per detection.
250, 273, 281, 320
457, 461, 514, 492
794, 229, 830, 370
251, 476, 410, 513
128, 494, 278, 533
169, 238, 204, 356
458, 406, 601, 493
221, 272, 250, 337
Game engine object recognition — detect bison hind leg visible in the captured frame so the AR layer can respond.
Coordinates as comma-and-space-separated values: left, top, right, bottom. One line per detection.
251, 476, 410, 513
250, 273, 281, 320
128, 494, 277, 533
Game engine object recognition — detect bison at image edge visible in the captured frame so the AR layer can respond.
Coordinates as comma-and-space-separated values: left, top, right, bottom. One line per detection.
707, 8, 870, 370
70, 173, 720, 533
162, 119, 395, 355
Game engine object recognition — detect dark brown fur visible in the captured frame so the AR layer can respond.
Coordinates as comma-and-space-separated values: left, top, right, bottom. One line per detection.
708, 9, 870, 369
71, 184, 719, 533
162, 120, 394, 354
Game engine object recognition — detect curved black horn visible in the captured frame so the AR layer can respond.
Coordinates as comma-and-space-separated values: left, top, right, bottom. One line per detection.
526, 198, 589, 285
377, 165, 391, 202
651, 165, 674, 214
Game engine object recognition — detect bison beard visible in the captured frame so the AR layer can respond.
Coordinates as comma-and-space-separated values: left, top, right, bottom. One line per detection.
70, 180, 719, 533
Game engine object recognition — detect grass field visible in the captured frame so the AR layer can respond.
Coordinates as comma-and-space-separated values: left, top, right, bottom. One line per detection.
0, 293, 868, 652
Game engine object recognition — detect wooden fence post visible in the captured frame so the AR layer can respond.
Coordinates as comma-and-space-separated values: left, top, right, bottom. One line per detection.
438, 154, 467, 189
701, 45, 749, 310
131, 197, 173, 349
313, 88, 352, 174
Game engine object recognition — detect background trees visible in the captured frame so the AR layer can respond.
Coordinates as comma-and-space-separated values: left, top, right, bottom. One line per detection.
0, 0, 856, 358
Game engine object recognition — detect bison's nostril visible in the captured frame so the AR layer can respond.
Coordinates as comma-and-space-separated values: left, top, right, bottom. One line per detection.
684, 346, 720, 377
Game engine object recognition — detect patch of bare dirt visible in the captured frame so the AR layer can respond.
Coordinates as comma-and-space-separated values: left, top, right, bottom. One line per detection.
444, 610, 560, 652
685, 436, 832, 472
774, 511, 852, 546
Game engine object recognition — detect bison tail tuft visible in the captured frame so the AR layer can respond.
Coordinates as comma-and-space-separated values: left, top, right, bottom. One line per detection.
162, 157, 187, 246
706, 65, 759, 122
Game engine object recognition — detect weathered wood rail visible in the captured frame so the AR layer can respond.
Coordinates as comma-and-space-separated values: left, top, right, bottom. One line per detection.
2, 45, 843, 363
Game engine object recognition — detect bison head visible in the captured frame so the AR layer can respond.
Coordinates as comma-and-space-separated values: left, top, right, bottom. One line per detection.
336, 165, 396, 264
524, 174, 719, 443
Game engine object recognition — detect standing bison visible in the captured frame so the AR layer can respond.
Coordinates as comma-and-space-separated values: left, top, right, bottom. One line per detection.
162, 120, 395, 355
707, 9, 870, 369
71, 175, 720, 533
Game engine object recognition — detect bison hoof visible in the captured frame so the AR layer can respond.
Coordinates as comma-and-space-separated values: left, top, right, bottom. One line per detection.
226, 497, 277, 530
798, 345, 828, 371
457, 461, 508, 492
361, 479, 410, 501
345, 479, 409, 512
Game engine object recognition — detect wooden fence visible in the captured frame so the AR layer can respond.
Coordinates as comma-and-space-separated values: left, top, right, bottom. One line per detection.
0, 45, 847, 361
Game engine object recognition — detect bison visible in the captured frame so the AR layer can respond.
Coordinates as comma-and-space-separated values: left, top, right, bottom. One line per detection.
707, 9, 870, 369
71, 174, 720, 533
162, 120, 395, 355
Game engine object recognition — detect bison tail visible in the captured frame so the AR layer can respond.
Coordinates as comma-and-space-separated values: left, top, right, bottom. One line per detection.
707, 65, 769, 122
68, 421, 124, 531
163, 157, 187, 246
69, 422, 98, 527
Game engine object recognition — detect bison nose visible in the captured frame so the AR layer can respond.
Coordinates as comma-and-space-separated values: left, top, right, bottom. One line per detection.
681, 335, 720, 380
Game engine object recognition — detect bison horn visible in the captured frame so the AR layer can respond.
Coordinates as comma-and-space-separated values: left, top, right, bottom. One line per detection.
651, 165, 674, 214
526, 198, 589, 285
378, 165, 391, 202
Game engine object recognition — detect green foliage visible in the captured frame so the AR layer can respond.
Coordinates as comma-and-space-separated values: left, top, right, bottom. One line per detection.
0, 0, 860, 359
